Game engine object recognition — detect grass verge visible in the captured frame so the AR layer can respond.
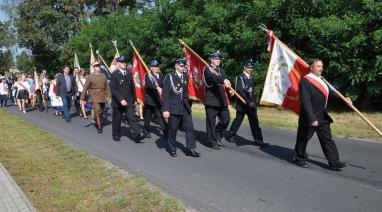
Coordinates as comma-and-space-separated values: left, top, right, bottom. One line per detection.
0, 109, 183, 211
191, 103, 382, 142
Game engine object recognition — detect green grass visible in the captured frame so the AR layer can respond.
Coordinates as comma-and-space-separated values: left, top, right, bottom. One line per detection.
0, 109, 183, 212
191, 103, 382, 142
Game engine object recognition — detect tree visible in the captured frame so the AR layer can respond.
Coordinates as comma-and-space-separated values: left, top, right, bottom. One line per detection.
15, 51, 34, 72
0, 49, 14, 72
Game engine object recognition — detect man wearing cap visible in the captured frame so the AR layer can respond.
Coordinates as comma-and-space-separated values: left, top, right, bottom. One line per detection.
227, 59, 269, 147
81, 61, 111, 133
203, 50, 232, 150
143, 60, 167, 138
162, 58, 200, 157
294, 59, 351, 171
109, 56, 145, 142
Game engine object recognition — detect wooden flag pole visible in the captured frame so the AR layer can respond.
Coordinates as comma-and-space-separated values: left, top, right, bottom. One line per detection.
321, 77, 382, 138
178, 39, 246, 104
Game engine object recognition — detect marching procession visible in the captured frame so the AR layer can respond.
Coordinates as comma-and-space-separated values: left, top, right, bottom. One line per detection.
0, 40, 356, 172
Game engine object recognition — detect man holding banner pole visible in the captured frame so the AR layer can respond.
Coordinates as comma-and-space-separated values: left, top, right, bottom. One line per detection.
227, 59, 269, 147
294, 59, 351, 171
203, 51, 232, 150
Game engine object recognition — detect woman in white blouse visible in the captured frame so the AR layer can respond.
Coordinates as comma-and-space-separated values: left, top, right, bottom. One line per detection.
16, 74, 31, 113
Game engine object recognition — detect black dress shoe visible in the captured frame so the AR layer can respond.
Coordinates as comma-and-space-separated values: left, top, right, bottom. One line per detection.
254, 140, 269, 147
211, 145, 221, 150
170, 151, 177, 157
294, 159, 309, 168
134, 136, 144, 143
216, 139, 224, 147
328, 161, 346, 171
227, 135, 235, 143
145, 132, 151, 138
97, 127, 103, 134
113, 137, 120, 142
186, 149, 201, 157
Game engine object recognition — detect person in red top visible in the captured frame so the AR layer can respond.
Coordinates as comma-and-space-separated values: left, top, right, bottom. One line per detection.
294, 59, 352, 171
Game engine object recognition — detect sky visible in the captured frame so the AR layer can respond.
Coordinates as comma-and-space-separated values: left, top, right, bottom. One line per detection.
0, 0, 9, 21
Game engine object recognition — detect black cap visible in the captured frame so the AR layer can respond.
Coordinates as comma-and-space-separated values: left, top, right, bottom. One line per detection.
175, 58, 187, 66
244, 59, 254, 68
209, 50, 222, 59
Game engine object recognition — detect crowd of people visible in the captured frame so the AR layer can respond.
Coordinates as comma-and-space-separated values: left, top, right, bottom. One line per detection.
0, 52, 351, 171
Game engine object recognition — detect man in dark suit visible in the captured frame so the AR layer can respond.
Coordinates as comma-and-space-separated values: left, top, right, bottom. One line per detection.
294, 59, 352, 171
143, 60, 167, 138
203, 51, 232, 150
109, 56, 145, 142
227, 59, 269, 147
162, 58, 200, 157
56, 65, 77, 123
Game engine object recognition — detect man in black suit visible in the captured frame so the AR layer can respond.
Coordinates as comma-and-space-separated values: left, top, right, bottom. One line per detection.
143, 60, 167, 138
227, 59, 269, 147
294, 59, 352, 171
56, 65, 77, 123
203, 51, 232, 150
162, 58, 200, 157
109, 56, 145, 142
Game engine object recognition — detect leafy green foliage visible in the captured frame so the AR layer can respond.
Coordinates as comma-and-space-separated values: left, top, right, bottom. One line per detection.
7, 0, 382, 108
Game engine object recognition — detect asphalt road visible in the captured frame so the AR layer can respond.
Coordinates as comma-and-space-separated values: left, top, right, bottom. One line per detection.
5, 106, 382, 212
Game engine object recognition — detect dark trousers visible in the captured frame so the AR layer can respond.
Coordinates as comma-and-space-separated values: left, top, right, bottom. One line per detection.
112, 106, 142, 139
75, 92, 81, 113
60, 94, 72, 121
205, 105, 230, 147
294, 123, 340, 164
35, 90, 44, 111
143, 104, 167, 135
229, 109, 263, 141
0, 95, 7, 107
167, 111, 196, 152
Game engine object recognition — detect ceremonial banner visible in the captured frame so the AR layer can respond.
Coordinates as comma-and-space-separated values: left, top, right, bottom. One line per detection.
260, 30, 310, 114
74, 53, 80, 69
89, 45, 96, 74
109, 51, 120, 73
34, 70, 40, 91
183, 47, 206, 102
99, 59, 111, 80
132, 50, 146, 105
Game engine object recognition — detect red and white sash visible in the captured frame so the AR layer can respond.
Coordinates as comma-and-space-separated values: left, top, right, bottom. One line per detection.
304, 73, 329, 106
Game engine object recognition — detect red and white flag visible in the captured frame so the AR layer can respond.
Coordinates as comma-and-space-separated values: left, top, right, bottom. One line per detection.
183, 47, 206, 102
132, 50, 146, 105
260, 30, 310, 114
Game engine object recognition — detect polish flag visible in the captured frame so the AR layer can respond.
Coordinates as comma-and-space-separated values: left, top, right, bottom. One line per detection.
260, 30, 310, 114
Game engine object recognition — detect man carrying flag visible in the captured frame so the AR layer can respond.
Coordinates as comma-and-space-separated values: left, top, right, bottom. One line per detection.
227, 59, 268, 147
143, 60, 167, 138
203, 51, 232, 150
294, 59, 351, 171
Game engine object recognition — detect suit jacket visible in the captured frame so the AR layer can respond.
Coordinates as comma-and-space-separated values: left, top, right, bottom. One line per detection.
235, 72, 256, 112
162, 70, 191, 115
144, 72, 164, 107
298, 78, 335, 126
80, 73, 111, 103
56, 74, 76, 97
109, 69, 136, 108
203, 66, 229, 108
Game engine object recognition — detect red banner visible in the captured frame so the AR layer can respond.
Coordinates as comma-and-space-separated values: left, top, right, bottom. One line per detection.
132, 50, 146, 105
183, 47, 206, 102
